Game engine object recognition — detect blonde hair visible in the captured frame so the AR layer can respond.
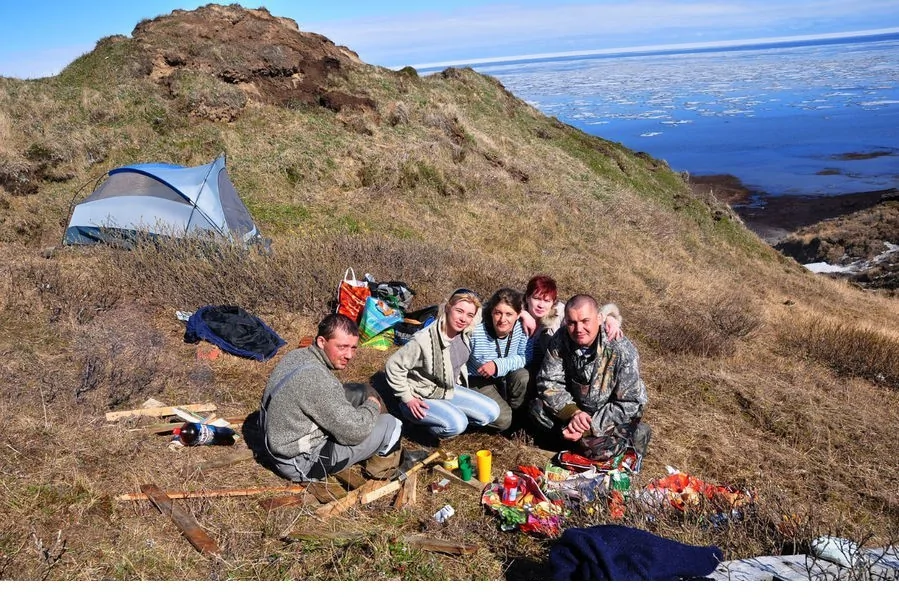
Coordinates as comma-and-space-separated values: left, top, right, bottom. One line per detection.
447, 288, 482, 310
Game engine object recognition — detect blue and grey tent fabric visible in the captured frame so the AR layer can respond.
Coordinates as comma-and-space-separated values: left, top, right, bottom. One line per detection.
549, 525, 723, 581
184, 305, 285, 361
64, 154, 261, 247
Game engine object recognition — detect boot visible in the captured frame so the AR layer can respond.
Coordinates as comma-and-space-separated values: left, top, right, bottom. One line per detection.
364, 447, 402, 480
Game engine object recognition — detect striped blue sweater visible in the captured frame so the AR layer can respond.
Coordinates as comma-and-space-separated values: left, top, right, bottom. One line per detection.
467, 320, 533, 379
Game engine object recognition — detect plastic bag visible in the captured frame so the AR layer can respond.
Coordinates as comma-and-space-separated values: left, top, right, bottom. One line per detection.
335, 267, 370, 323
368, 280, 415, 311
360, 328, 395, 351
393, 304, 439, 345
359, 296, 403, 341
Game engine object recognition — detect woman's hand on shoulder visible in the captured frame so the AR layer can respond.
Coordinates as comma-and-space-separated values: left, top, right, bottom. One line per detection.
519, 310, 537, 336
603, 315, 622, 341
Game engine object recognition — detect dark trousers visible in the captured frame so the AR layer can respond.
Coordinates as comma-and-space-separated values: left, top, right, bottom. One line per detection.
468, 367, 530, 432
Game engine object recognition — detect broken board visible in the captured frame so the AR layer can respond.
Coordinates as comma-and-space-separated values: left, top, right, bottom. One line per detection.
141, 483, 221, 556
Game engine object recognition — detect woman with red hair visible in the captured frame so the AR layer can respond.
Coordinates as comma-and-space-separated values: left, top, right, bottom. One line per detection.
520, 275, 621, 370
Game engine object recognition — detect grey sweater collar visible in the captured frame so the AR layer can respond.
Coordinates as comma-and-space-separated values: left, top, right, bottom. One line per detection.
307, 342, 334, 370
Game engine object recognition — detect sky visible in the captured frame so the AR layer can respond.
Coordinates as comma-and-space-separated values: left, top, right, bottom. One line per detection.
2, 0, 899, 78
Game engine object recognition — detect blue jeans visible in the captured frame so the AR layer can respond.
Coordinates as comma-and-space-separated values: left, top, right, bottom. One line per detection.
398, 385, 500, 438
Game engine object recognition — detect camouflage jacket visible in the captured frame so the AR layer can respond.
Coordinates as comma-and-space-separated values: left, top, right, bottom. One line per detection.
537, 325, 647, 436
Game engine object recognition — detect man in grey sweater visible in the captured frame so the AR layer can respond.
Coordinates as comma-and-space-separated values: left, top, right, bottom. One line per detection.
260, 313, 403, 481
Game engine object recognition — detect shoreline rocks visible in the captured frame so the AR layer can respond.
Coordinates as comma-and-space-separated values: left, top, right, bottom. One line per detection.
690, 175, 899, 293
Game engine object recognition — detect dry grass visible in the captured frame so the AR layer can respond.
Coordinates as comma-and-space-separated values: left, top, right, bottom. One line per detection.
1, 6, 898, 580
777, 314, 899, 389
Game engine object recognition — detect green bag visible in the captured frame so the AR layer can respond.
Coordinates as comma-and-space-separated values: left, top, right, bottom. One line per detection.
359, 297, 403, 341
360, 328, 395, 351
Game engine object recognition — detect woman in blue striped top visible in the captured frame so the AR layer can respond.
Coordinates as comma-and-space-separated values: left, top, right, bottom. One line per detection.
466, 288, 532, 432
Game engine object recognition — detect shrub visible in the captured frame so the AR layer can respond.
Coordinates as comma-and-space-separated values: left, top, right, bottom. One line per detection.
778, 318, 899, 389
645, 289, 762, 358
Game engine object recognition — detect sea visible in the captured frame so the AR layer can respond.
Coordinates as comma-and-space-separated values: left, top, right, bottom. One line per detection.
433, 33, 899, 198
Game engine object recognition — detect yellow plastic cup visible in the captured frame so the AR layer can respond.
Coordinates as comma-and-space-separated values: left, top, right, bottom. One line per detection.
476, 449, 492, 483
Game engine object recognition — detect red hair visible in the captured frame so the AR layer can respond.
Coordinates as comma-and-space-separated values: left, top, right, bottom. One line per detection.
525, 275, 557, 302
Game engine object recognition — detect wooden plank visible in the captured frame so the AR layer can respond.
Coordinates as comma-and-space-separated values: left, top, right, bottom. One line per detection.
106, 402, 217, 422
316, 480, 389, 520
193, 448, 255, 472
393, 471, 418, 508
116, 484, 309, 502
141, 483, 221, 556
403, 534, 478, 555
134, 416, 245, 434
307, 481, 347, 503
259, 490, 321, 511
432, 465, 486, 493
332, 468, 367, 490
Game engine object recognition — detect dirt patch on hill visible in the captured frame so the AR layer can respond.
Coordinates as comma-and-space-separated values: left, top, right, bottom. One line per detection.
132, 4, 377, 120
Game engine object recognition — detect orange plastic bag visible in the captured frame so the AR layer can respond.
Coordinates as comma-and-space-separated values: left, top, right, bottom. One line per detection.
335, 268, 370, 323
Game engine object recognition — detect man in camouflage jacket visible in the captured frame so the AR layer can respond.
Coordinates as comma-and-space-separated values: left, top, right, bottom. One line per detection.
535, 294, 651, 458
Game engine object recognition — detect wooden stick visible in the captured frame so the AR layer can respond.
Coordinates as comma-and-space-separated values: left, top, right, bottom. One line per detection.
261, 470, 366, 511
116, 484, 308, 502
106, 403, 217, 422
141, 483, 221, 556
432, 465, 486, 492
259, 490, 320, 511
403, 534, 478, 555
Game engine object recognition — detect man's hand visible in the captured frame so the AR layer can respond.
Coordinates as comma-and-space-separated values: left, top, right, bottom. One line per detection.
367, 395, 387, 414
519, 310, 537, 336
476, 361, 498, 377
562, 410, 592, 442
562, 426, 584, 442
568, 410, 592, 433
406, 397, 430, 420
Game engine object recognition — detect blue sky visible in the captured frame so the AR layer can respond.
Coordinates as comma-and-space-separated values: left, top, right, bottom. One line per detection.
2, 1, 899, 78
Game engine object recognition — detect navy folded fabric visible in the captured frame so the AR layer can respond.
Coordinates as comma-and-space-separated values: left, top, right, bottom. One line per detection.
549, 525, 723, 581
185, 305, 285, 361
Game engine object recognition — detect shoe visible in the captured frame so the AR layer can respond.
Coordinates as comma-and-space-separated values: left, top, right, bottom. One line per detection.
364, 447, 402, 479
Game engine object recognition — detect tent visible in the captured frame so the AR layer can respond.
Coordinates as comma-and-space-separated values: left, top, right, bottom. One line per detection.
63, 154, 263, 248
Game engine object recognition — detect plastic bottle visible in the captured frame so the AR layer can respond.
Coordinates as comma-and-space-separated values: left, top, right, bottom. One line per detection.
501, 471, 520, 506
174, 422, 236, 446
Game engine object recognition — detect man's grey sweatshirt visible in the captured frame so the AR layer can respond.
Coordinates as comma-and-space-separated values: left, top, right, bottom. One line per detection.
262, 344, 380, 459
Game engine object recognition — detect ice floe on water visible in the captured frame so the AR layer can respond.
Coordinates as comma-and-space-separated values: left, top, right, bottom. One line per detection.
479, 35, 899, 195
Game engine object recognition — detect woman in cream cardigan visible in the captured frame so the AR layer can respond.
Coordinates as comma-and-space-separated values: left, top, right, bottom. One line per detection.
385, 288, 500, 438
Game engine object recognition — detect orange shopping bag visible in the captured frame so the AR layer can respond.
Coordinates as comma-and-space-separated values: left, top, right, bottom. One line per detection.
335, 267, 371, 323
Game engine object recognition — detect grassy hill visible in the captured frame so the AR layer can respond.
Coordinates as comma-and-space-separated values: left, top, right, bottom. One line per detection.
0, 4, 897, 580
